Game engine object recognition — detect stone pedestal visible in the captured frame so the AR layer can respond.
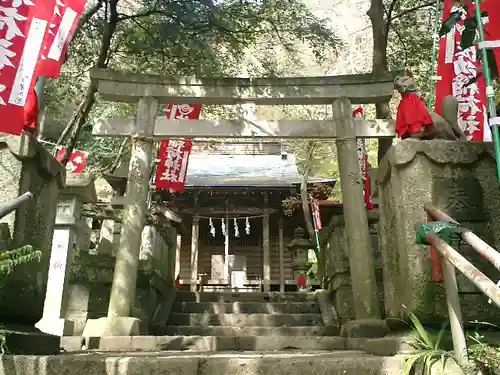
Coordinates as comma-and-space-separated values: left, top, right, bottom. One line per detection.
35, 174, 96, 336
324, 215, 353, 323
377, 140, 500, 324
323, 214, 383, 323
71, 204, 178, 336
0, 133, 65, 324
97, 219, 121, 255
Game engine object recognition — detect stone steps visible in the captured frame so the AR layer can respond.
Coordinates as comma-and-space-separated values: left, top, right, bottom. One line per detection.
176, 291, 317, 303
167, 313, 322, 326
2, 351, 407, 375
163, 292, 328, 338
158, 325, 334, 336
172, 301, 320, 314
62, 335, 346, 352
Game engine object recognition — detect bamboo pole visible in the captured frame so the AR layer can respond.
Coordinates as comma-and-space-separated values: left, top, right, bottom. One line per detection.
441, 258, 468, 366
425, 233, 500, 309
424, 203, 500, 271
472, 0, 500, 182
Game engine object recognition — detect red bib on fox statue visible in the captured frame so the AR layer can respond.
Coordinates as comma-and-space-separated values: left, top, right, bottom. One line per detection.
395, 72, 434, 139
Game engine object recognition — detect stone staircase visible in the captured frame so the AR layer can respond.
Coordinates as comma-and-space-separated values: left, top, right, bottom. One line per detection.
156, 291, 342, 351
50, 291, 418, 375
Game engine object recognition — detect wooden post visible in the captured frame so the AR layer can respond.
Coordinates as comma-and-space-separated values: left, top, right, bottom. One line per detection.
263, 193, 271, 292
279, 215, 285, 292
333, 97, 379, 319
174, 234, 181, 278
190, 214, 200, 292
107, 97, 158, 318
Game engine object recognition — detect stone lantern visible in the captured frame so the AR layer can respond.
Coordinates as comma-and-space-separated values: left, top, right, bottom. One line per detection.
286, 227, 314, 285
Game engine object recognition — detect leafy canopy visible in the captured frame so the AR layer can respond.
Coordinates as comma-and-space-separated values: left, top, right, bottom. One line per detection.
42, 0, 342, 172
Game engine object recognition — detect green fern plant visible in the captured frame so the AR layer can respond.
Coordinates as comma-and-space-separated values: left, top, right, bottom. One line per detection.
403, 312, 454, 375
0, 245, 42, 276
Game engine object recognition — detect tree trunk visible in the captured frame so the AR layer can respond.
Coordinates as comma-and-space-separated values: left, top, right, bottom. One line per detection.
368, 0, 393, 163
300, 141, 323, 280
59, 0, 119, 164
300, 141, 316, 243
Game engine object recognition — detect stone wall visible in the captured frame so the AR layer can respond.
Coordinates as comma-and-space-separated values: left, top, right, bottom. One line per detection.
67, 224, 177, 335
322, 215, 383, 324
377, 139, 500, 325
0, 133, 65, 324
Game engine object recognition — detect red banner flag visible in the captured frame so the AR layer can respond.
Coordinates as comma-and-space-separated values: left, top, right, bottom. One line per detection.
38, 0, 87, 78
434, 0, 498, 142
155, 104, 201, 192
352, 107, 374, 211
56, 147, 87, 174
452, 46, 489, 141
165, 104, 202, 120
155, 139, 193, 192
434, 0, 455, 116
0, 0, 56, 135
311, 199, 322, 232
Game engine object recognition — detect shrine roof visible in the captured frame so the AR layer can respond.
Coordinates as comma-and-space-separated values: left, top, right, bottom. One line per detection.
185, 153, 335, 188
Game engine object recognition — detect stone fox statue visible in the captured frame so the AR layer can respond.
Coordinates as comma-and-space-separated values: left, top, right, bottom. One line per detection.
394, 74, 467, 140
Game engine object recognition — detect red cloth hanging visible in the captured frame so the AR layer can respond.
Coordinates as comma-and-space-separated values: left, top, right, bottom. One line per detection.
297, 274, 307, 287
22, 89, 39, 137
23, 89, 38, 131
395, 93, 434, 138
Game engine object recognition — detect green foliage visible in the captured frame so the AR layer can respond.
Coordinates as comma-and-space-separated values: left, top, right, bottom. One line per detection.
0, 245, 42, 277
281, 183, 334, 217
403, 312, 454, 375
403, 313, 500, 375
387, 0, 437, 98
42, 0, 342, 172
468, 326, 500, 375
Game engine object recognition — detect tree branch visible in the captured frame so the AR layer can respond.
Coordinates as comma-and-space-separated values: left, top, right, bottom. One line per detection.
384, 0, 399, 37
72, 0, 105, 42
389, 0, 441, 22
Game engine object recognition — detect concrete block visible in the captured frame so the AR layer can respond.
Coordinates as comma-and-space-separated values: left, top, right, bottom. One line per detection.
34, 318, 74, 337
2, 330, 60, 355
59, 337, 84, 352
82, 317, 140, 337
340, 319, 390, 339
315, 289, 340, 329
346, 337, 415, 356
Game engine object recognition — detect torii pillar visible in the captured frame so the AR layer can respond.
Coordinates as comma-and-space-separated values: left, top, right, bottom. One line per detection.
83, 97, 158, 337
333, 97, 380, 320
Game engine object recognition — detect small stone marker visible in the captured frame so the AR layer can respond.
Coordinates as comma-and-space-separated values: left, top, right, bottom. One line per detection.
35, 174, 96, 336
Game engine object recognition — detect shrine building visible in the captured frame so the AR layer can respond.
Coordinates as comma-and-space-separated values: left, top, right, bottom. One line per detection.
155, 141, 336, 292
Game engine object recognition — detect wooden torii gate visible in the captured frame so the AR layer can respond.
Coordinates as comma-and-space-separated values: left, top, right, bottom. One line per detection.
85, 68, 399, 336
